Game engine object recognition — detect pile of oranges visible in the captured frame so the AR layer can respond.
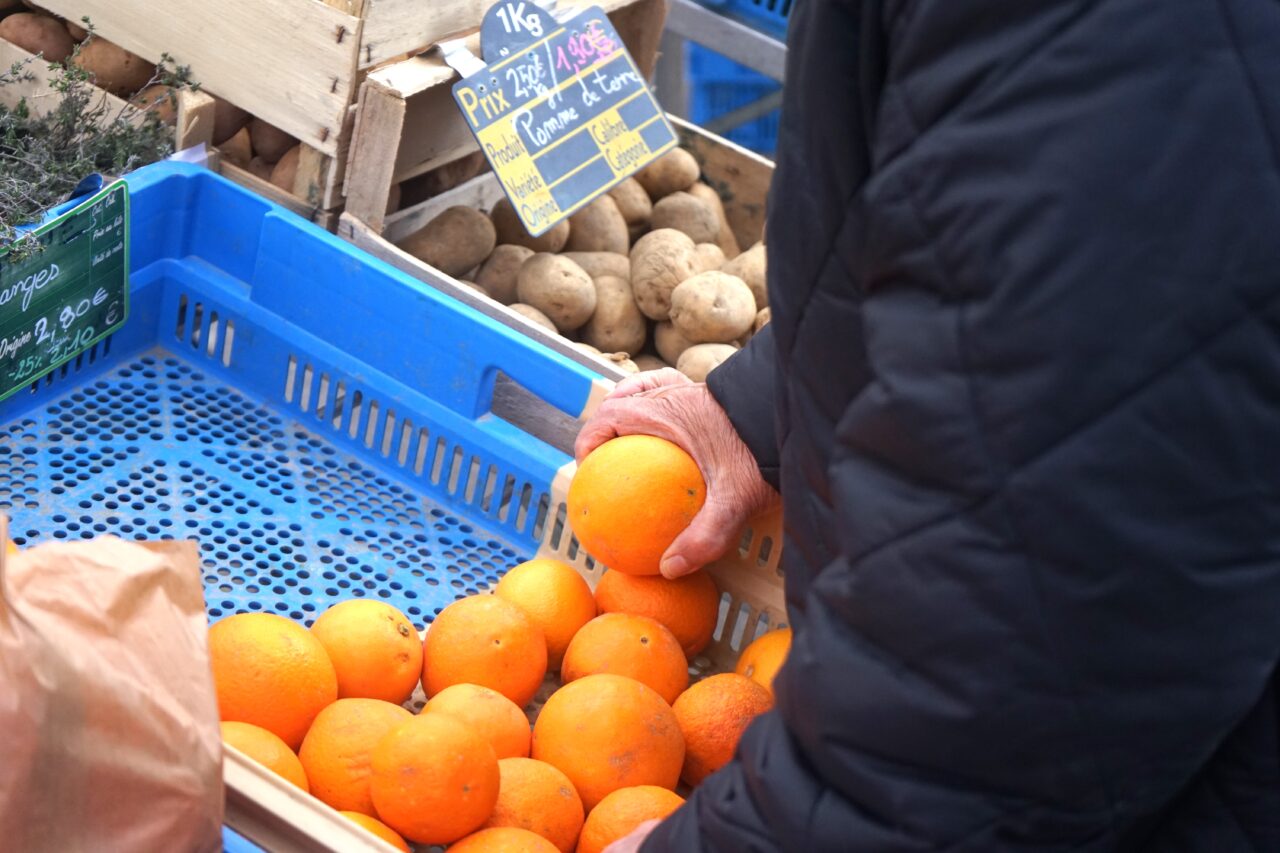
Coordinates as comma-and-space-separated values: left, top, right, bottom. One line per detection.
207, 436, 792, 851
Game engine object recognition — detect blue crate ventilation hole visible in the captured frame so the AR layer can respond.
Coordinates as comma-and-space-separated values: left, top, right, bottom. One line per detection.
686, 44, 781, 157
0, 162, 606, 635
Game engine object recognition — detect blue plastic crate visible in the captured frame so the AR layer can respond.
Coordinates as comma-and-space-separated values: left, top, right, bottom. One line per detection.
0, 162, 602, 631
686, 44, 781, 156
696, 0, 791, 38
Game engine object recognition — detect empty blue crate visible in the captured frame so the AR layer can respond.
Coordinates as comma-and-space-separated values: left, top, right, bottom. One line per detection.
686, 44, 781, 157
0, 161, 603, 630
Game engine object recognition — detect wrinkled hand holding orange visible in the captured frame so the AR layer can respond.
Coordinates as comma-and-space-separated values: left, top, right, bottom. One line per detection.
202, 436, 789, 850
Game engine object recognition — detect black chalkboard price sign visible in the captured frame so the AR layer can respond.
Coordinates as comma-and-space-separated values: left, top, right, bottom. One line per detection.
453, 1, 679, 236
0, 180, 129, 403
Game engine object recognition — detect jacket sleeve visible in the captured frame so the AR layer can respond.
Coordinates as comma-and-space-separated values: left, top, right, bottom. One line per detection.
705, 324, 781, 490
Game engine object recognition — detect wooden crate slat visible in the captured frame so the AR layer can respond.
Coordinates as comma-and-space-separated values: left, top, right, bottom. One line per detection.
36, 0, 361, 157
360, 0, 489, 69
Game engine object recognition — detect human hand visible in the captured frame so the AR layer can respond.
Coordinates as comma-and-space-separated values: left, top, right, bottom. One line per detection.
574, 369, 779, 578
602, 819, 661, 853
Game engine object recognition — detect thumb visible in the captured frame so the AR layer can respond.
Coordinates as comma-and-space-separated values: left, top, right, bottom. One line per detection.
659, 491, 745, 578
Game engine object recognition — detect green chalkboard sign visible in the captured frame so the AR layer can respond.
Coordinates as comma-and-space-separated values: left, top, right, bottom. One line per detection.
0, 180, 129, 402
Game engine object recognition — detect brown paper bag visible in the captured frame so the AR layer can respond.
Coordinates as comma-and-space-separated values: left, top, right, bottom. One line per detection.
0, 516, 223, 852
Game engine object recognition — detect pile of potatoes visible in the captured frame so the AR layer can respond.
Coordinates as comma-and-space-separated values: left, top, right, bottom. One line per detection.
396, 147, 769, 380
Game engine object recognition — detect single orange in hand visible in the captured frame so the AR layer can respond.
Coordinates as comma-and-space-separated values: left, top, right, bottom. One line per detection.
209, 612, 338, 749
422, 683, 531, 759
370, 713, 500, 845
532, 674, 684, 810
339, 812, 412, 853
594, 569, 720, 657
483, 757, 584, 852
672, 673, 773, 786
494, 558, 597, 670
220, 721, 309, 792
734, 627, 791, 695
577, 786, 685, 853
568, 435, 706, 575
310, 599, 422, 704
422, 595, 547, 707
561, 613, 689, 704
298, 697, 412, 815
449, 827, 560, 853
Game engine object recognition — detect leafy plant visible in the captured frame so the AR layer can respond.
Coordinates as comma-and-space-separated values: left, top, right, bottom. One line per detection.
0, 19, 197, 260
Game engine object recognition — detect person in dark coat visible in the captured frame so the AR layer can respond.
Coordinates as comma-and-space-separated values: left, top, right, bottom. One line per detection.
581, 0, 1280, 850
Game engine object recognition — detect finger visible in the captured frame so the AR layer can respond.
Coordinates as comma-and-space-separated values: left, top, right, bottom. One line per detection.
573, 414, 621, 463
606, 368, 688, 401
660, 491, 747, 578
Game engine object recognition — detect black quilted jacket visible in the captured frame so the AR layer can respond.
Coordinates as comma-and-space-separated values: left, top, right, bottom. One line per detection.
644, 1, 1280, 849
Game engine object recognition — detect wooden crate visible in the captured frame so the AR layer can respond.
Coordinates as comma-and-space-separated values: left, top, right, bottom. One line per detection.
342, 0, 668, 233
338, 116, 773, 381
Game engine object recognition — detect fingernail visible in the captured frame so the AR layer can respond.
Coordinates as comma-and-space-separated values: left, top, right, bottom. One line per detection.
660, 556, 686, 578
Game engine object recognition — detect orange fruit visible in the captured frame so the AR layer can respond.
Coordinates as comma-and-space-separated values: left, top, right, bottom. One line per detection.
369, 713, 500, 845
339, 812, 412, 853
422, 683, 531, 759
220, 721, 310, 791
310, 599, 422, 704
209, 612, 338, 749
532, 674, 684, 810
595, 569, 720, 657
567, 435, 706, 576
422, 595, 547, 707
450, 827, 560, 853
734, 628, 791, 695
494, 558, 597, 670
578, 786, 684, 853
483, 757, 584, 852
298, 698, 412, 815
561, 613, 689, 704
672, 673, 773, 786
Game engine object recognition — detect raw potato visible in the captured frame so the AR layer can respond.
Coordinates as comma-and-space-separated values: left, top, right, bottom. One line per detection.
131, 84, 177, 125
270, 144, 301, 192
635, 148, 699, 200
605, 352, 640, 374
64, 18, 86, 42
654, 321, 696, 366
220, 127, 252, 169
0, 13, 73, 62
475, 244, 534, 305
630, 229, 699, 321
247, 157, 273, 181
688, 182, 741, 259
677, 343, 738, 382
72, 37, 156, 97
516, 254, 596, 332
491, 198, 570, 253
693, 243, 725, 274
581, 276, 646, 355
565, 194, 629, 254
211, 94, 250, 145
398, 206, 497, 279
248, 117, 296, 163
633, 354, 669, 372
669, 272, 756, 344
561, 251, 629, 281
650, 192, 719, 245
510, 303, 558, 333
722, 243, 767, 310
754, 307, 771, 333
609, 177, 652, 230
